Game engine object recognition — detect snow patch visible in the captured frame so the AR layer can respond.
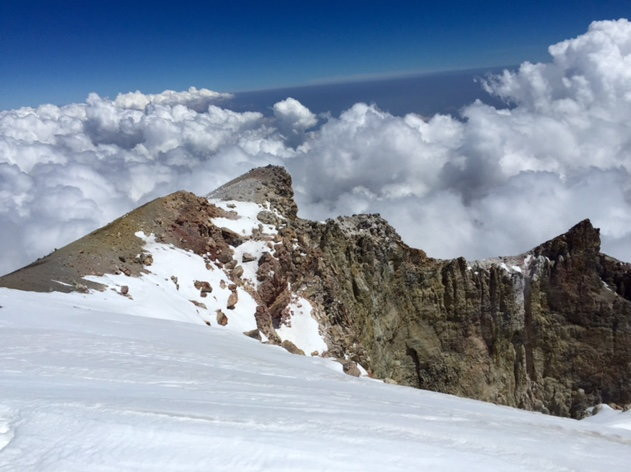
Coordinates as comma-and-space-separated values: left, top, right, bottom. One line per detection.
80, 232, 257, 332
231, 239, 272, 289
276, 297, 327, 356
209, 200, 278, 236
583, 404, 631, 431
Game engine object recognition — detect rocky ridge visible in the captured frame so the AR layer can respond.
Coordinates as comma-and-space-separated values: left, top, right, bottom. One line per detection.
1, 165, 630, 418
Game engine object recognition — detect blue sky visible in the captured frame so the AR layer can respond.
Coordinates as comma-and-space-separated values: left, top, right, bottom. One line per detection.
1, 0, 629, 108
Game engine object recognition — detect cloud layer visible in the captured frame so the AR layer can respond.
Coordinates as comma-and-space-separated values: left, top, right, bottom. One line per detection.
2, 20, 631, 275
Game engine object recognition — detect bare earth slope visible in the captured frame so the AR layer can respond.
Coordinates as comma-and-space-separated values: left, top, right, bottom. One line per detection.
2, 165, 630, 418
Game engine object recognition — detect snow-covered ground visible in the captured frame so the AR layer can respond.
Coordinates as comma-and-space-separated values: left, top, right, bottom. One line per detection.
209, 199, 280, 237
1, 286, 631, 471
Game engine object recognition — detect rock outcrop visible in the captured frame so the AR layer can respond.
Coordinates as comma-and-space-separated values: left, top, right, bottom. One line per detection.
299, 216, 631, 418
2, 165, 630, 418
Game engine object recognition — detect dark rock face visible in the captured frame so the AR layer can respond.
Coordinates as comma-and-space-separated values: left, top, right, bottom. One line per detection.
292, 216, 631, 418
217, 168, 631, 418
2, 165, 630, 418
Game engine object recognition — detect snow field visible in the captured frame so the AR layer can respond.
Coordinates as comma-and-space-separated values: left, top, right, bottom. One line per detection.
0, 291, 630, 471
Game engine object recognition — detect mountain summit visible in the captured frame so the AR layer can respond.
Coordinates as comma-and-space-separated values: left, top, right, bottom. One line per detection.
1, 165, 630, 418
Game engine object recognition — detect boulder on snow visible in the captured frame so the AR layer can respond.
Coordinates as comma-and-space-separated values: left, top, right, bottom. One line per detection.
244, 329, 261, 340
341, 360, 361, 377
242, 252, 257, 263
216, 310, 228, 326
227, 291, 238, 310
194, 280, 212, 294
281, 340, 305, 356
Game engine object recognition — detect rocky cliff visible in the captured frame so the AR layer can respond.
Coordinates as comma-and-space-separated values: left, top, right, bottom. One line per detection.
2, 165, 630, 418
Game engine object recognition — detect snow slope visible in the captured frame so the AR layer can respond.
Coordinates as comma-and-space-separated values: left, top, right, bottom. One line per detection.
1, 287, 631, 471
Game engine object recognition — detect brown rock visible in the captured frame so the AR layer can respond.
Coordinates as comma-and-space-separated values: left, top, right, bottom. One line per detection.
170, 275, 179, 290
242, 252, 257, 263
221, 228, 243, 247
217, 251, 232, 264
72, 282, 89, 293
232, 265, 244, 278
281, 340, 305, 356
190, 300, 207, 310
341, 360, 361, 377
227, 291, 238, 309
244, 329, 261, 340
216, 310, 228, 326
120, 285, 129, 295
135, 253, 153, 266
194, 280, 212, 293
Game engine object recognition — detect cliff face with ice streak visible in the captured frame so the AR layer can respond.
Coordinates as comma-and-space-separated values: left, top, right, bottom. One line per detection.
2, 165, 630, 418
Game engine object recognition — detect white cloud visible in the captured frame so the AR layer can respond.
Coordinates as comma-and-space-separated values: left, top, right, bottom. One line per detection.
273, 97, 317, 130
272, 97, 318, 147
1, 19, 631, 275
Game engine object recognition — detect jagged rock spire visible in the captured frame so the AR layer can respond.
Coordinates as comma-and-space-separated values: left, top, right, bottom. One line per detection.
533, 218, 601, 260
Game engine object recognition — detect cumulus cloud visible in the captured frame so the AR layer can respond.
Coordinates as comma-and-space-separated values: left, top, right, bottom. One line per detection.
2, 19, 631, 275
272, 97, 318, 147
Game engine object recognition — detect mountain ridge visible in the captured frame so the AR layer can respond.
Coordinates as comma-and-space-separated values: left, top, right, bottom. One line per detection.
1, 165, 630, 418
